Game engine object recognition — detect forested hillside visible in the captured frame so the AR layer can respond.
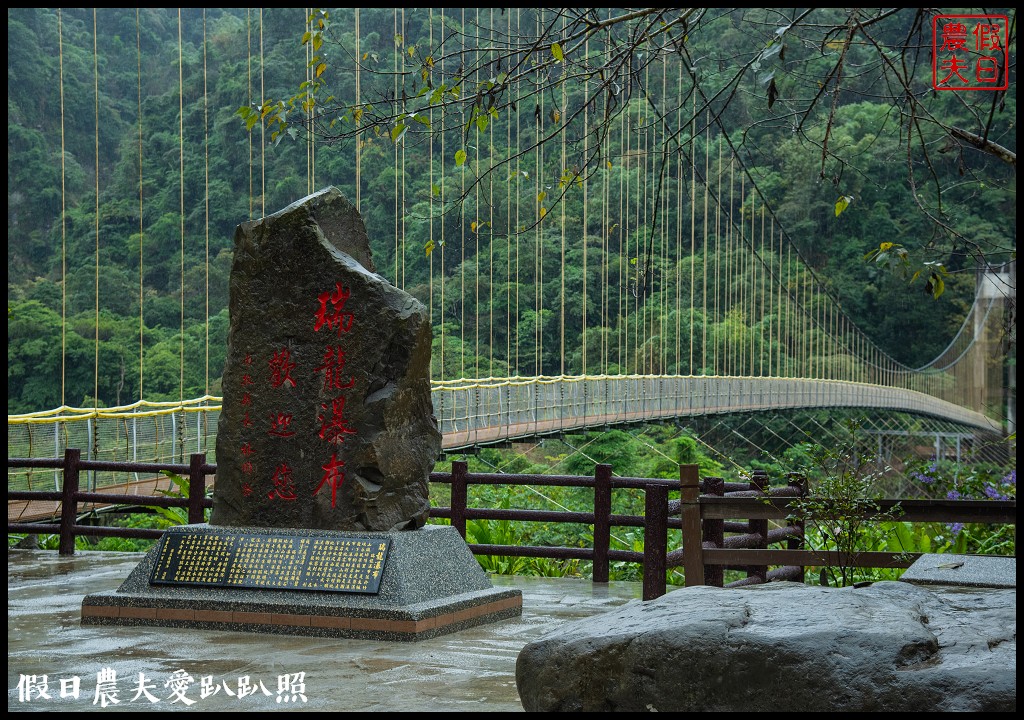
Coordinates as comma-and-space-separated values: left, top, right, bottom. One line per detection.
7, 8, 1015, 415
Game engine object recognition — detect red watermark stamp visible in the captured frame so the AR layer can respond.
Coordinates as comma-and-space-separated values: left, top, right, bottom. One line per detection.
932, 14, 1009, 91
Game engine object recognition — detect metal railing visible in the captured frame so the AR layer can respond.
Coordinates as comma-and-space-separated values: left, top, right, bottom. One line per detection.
8, 376, 1003, 489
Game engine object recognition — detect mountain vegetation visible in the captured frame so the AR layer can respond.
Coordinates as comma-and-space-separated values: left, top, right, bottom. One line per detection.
7, 8, 1015, 415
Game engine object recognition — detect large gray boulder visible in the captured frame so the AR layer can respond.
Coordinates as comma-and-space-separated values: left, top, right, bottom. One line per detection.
211, 187, 441, 532
516, 581, 1016, 712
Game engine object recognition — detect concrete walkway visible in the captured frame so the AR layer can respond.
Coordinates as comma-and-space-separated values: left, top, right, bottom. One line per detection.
8, 549, 645, 712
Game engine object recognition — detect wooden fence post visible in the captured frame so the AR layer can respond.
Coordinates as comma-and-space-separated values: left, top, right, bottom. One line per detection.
59, 448, 81, 556
787, 472, 808, 582
679, 464, 704, 587
188, 453, 207, 525
451, 461, 468, 538
748, 470, 769, 584
703, 477, 725, 587
643, 484, 668, 601
592, 464, 612, 583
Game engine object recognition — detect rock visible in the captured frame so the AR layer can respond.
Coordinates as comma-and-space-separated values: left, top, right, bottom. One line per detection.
515, 581, 1016, 712
210, 187, 441, 532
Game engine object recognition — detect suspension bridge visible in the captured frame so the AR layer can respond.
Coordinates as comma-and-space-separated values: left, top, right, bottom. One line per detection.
7, 8, 1014, 495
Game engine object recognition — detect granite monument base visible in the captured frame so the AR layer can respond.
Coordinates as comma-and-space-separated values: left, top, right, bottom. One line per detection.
81, 524, 522, 641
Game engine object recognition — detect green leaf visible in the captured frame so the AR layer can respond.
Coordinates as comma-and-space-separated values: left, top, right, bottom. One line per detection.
424, 239, 435, 256
316, 62, 326, 78
390, 122, 408, 143
454, 149, 467, 167
551, 42, 564, 62
834, 195, 853, 217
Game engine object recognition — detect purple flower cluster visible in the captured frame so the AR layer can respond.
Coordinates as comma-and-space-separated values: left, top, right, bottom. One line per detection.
983, 483, 1011, 501
946, 489, 962, 500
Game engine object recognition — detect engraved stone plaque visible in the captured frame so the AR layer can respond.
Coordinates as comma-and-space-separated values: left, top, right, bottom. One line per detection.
150, 527, 390, 594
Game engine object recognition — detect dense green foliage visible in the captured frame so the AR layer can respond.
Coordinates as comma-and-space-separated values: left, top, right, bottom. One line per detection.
7, 8, 1015, 415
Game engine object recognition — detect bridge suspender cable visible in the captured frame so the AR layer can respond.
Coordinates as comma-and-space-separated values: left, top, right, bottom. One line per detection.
560, 10, 567, 377
93, 9, 101, 412
507, 11, 514, 378
439, 9, 446, 381
137, 10, 145, 401
428, 11, 435, 379
354, 8, 360, 213
204, 10, 211, 398
582, 36, 589, 378
247, 10, 253, 220
58, 9, 67, 408
178, 9, 185, 405
461, 7, 467, 379
702, 111, 709, 379
260, 10, 265, 218
519, 9, 526, 377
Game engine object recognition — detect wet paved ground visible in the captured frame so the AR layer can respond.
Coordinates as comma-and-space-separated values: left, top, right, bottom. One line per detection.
8, 550, 646, 712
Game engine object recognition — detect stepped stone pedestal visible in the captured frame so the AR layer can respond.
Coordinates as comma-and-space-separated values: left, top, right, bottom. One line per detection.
82, 524, 521, 640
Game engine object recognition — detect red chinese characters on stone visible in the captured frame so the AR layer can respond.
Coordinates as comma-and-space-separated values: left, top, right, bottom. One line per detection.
268, 412, 296, 437
314, 346, 356, 392
314, 453, 346, 508
268, 348, 298, 388
314, 283, 355, 336
240, 443, 255, 477
267, 463, 297, 501
318, 396, 357, 444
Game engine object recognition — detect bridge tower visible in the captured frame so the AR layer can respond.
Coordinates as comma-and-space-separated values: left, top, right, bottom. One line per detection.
976, 261, 1015, 439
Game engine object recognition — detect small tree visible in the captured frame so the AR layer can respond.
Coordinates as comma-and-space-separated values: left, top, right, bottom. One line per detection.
787, 420, 902, 587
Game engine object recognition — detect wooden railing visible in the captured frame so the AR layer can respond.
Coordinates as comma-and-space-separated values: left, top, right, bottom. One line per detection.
7, 452, 1016, 600
8, 450, 214, 555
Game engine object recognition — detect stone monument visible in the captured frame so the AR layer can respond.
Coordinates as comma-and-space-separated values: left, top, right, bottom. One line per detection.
82, 188, 522, 639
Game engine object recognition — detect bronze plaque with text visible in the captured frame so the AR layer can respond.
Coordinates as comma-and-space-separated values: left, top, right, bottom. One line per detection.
150, 530, 390, 593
